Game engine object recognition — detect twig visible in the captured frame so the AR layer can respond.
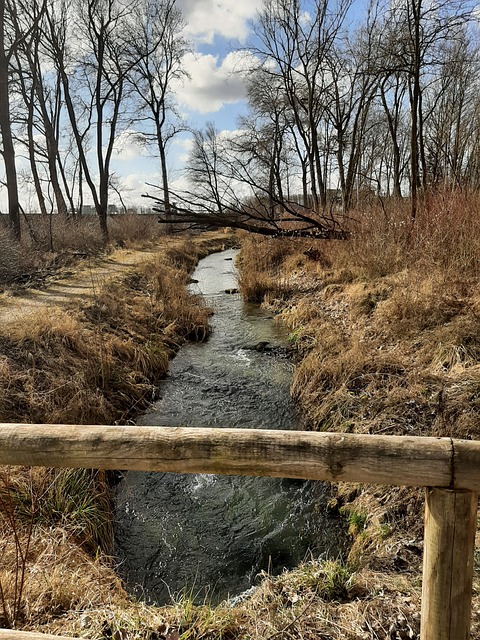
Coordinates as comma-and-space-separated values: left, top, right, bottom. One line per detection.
265, 596, 316, 640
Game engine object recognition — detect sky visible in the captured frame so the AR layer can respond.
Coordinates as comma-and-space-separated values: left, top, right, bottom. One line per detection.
11, 0, 368, 213
110, 0, 261, 209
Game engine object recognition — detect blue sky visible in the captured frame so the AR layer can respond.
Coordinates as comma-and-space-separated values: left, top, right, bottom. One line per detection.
110, 0, 374, 208
110, 0, 260, 207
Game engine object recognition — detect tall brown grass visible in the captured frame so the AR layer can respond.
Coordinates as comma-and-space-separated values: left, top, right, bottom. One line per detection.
234, 190, 477, 292
235, 190, 480, 638
328, 189, 480, 280
0, 214, 167, 286
0, 233, 237, 632
237, 234, 295, 302
236, 193, 480, 434
0, 237, 226, 426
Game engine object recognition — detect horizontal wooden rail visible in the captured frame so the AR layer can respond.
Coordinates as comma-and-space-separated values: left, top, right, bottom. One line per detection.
0, 423, 478, 489
0, 423, 478, 640
0, 631, 76, 639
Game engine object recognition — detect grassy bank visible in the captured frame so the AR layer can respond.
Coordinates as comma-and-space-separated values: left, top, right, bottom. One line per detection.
235, 190, 480, 638
3, 190, 480, 638
0, 234, 235, 426
0, 230, 240, 635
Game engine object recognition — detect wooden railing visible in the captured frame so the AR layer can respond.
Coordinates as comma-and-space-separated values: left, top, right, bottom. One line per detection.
0, 423, 478, 640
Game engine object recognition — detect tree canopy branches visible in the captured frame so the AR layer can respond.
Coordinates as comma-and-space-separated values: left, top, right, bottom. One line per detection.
0, 0, 188, 240
0, 0, 479, 240
147, 0, 478, 237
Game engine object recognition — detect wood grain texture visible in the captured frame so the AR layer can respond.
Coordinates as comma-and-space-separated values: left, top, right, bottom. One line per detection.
452, 439, 480, 492
0, 426, 478, 640
0, 423, 456, 487
0, 631, 76, 639
421, 488, 478, 640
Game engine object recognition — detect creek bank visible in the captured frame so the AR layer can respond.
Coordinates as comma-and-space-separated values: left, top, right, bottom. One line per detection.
236, 234, 480, 637
7, 231, 480, 639
236, 237, 426, 637
0, 233, 237, 426
0, 233, 249, 636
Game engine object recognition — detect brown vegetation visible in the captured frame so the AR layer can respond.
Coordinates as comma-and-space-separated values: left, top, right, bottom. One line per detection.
0, 215, 167, 288
233, 189, 480, 638
0, 224, 238, 634
0, 239, 217, 426
3, 190, 480, 638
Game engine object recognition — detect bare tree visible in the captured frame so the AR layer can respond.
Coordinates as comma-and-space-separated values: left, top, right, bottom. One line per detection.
324, 22, 379, 211
148, 121, 347, 238
127, 0, 189, 229
149, 0, 355, 237
11, 0, 70, 220
251, 0, 352, 210
378, 72, 408, 198
44, 0, 133, 240
424, 32, 480, 188
240, 69, 293, 218
376, 0, 474, 219
0, 0, 44, 238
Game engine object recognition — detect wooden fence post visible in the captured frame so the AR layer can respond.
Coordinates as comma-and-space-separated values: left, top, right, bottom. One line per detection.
421, 488, 478, 640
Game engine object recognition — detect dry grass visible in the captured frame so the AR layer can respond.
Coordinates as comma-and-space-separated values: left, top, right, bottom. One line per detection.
0, 225, 42, 283
237, 235, 295, 303
10, 538, 422, 640
0, 231, 245, 635
233, 189, 480, 638
0, 526, 127, 630
0, 235, 233, 426
238, 192, 480, 442
0, 214, 168, 289
109, 214, 165, 247
2, 185, 480, 638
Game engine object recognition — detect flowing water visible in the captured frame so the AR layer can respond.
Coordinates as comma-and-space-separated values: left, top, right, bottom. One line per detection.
115, 249, 342, 605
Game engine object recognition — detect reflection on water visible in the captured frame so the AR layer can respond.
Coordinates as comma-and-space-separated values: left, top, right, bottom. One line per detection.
115, 249, 342, 605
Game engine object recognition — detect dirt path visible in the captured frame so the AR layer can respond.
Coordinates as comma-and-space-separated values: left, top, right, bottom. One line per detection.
0, 246, 161, 329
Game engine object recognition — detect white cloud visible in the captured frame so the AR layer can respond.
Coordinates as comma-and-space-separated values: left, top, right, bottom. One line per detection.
173, 50, 258, 113
124, 172, 157, 193
178, 0, 258, 44
105, 172, 161, 207
113, 130, 147, 161
217, 127, 244, 142
169, 174, 190, 196
299, 10, 312, 26
172, 136, 194, 162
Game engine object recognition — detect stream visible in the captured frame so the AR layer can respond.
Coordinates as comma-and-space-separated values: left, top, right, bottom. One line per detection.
114, 249, 343, 605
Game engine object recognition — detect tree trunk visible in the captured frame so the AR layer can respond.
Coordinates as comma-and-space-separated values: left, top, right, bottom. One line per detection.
410, 77, 420, 223
380, 81, 403, 199
410, 0, 422, 223
157, 129, 172, 232
311, 126, 326, 209
26, 94, 48, 217
336, 125, 348, 211
42, 95, 69, 218
0, 0, 20, 240
98, 167, 109, 243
